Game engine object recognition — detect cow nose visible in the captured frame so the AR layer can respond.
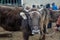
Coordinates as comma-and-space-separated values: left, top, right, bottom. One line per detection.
34, 26, 39, 30
32, 26, 40, 34
32, 30, 40, 34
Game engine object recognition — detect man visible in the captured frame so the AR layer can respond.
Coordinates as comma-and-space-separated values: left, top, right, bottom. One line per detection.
52, 3, 58, 10
54, 16, 60, 31
46, 4, 50, 9
59, 6, 60, 10
24, 6, 31, 12
46, 3, 52, 28
32, 4, 36, 8
37, 5, 40, 9
40, 4, 44, 8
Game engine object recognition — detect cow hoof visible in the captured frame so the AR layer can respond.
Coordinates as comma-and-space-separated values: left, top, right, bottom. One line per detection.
29, 34, 34, 36
39, 38, 42, 40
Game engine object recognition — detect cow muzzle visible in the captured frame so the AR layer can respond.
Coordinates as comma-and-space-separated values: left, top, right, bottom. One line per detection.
32, 26, 40, 34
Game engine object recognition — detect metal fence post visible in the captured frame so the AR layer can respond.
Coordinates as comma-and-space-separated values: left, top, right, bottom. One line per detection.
17, 0, 21, 6
4, 0, 6, 4
21, 0, 23, 6
0, 0, 1, 4
16, 0, 17, 5
7, 0, 9, 4
1, 0, 3, 4
10, 0, 12, 4
13, 0, 15, 5
0, 0, 21, 6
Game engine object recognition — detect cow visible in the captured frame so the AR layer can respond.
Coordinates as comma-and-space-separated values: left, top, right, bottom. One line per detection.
27, 7, 51, 40
0, 6, 33, 40
0, 5, 51, 40
0, 6, 23, 31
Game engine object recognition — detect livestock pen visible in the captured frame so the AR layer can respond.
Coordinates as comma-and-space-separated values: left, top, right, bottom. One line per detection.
0, 1, 60, 40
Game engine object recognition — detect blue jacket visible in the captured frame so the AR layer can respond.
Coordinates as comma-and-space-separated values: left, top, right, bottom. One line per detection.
52, 5, 58, 10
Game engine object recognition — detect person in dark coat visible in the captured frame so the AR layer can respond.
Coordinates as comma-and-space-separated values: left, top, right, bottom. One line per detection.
46, 3, 52, 28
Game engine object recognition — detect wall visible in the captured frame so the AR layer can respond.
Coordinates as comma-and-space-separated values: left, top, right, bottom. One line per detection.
23, 0, 60, 7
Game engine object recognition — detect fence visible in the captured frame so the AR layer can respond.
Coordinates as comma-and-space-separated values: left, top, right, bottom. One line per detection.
0, 0, 21, 6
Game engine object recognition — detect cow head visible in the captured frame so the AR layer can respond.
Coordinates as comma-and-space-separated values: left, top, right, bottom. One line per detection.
29, 11, 41, 34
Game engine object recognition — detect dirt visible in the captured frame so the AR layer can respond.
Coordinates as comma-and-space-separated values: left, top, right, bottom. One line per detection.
0, 23, 60, 40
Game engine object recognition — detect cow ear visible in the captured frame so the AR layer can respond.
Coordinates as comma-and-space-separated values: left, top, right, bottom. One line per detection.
20, 12, 27, 19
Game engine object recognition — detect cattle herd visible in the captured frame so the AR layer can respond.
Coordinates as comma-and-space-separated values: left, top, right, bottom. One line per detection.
0, 5, 60, 40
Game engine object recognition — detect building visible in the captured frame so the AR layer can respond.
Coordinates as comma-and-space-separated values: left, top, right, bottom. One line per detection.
0, 0, 60, 7
0, 0, 23, 6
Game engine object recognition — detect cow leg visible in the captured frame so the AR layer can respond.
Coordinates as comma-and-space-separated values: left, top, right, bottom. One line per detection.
39, 34, 45, 40
39, 31, 43, 40
39, 24, 46, 40
42, 24, 46, 40
23, 32, 29, 40
45, 20, 49, 33
22, 27, 30, 40
39, 18, 45, 40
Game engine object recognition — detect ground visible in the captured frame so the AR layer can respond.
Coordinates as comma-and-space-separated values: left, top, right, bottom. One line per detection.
0, 23, 60, 40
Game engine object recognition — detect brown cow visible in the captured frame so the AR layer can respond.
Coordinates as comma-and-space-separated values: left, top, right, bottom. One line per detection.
0, 6, 32, 40
28, 7, 50, 40
0, 6, 51, 40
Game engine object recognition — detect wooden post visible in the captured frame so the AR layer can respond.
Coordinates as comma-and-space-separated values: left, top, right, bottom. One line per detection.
0, 32, 12, 37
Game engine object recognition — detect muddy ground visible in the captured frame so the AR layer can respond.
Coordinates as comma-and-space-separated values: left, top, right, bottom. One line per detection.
0, 23, 60, 40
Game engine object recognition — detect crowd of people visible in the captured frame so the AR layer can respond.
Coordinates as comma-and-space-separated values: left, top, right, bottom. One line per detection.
45, 3, 60, 31
45, 3, 60, 32
46, 3, 58, 10
23, 2, 60, 11
35, 3, 60, 32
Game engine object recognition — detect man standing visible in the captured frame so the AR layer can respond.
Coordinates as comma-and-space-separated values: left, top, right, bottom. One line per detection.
54, 16, 60, 31
46, 3, 52, 28
52, 3, 58, 10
